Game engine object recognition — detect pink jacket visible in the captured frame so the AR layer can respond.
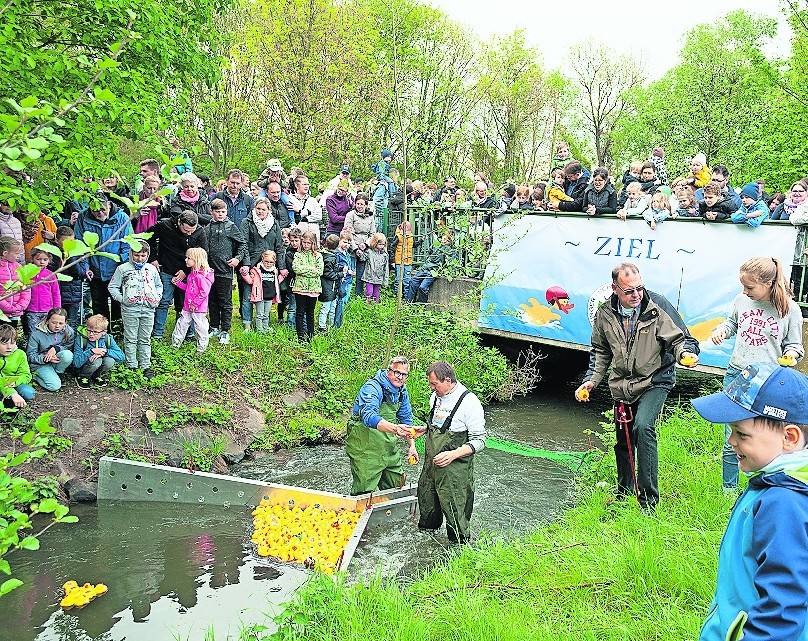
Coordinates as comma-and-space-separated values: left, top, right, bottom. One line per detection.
176, 269, 214, 313
0, 259, 31, 318
27, 268, 61, 313
239, 265, 281, 303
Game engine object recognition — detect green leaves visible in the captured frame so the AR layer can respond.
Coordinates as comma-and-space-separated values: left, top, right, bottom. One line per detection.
82, 232, 100, 249
0, 579, 22, 596
35, 243, 62, 259
15, 263, 41, 286
62, 238, 91, 258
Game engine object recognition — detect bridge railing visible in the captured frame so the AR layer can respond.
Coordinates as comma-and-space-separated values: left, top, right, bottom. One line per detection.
379, 206, 808, 312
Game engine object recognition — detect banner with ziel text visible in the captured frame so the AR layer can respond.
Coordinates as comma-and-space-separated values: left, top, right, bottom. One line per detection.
478, 214, 799, 369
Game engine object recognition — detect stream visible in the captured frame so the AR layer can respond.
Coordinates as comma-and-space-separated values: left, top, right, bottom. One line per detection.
0, 368, 709, 640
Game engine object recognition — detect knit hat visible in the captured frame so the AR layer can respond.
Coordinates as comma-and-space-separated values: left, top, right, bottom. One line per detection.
381, 148, 392, 160
741, 183, 759, 200
337, 178, 350, 191
692, 152, 707, 165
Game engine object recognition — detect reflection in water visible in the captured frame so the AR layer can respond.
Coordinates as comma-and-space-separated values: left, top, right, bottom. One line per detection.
0, 502, 308, 641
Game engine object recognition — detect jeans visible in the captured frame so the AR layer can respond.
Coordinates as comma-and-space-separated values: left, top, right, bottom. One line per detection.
240, 283, 254, 325
64, 303, 82, 329
255, 300, 273, 332
355, 260, 366, 294
365, 282, 381, 302
33, 350, 73, 391
23, 312, 46, 336
394, 264, 412, 295
76, 356, 116, 379
285, 291, 297, 329
613, 387, 668, 508
406, 273, 435, 302
172, 310, 209, 351
334, 287, 351, 329
295, 294, 316, 341
154, 272, 187, 338
722, 366, 741, 488
121, 306, 155, 369
209, 276, 233, 332
318, 299, 337, 330
3, 384, 35, 408
89, 278, 121, 324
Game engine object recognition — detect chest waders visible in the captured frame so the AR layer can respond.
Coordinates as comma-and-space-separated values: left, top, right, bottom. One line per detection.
345, 388, 404, 496
417, 390, 474, 544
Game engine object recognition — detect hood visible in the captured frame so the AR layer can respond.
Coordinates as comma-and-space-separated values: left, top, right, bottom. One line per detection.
372, 369, 405, 400
35, 319, 57, 334
749, 449, 808, 495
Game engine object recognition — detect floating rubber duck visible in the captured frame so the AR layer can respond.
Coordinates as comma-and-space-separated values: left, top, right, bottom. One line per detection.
60, 580, 107, 609
545, 285, 575, 314
778, 354, 797, 367
251, 500, 360, 574
519, 297, 561, 327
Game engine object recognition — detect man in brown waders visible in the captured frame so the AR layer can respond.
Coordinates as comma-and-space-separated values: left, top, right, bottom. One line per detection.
345, 356, 419, 495
575, 262, 699, 511
418, 361, 487, 543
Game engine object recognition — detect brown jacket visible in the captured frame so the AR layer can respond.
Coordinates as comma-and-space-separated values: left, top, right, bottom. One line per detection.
586, 290, 699, 403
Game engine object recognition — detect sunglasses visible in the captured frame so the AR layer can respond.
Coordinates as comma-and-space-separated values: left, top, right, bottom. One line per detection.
616, 284, 645, 297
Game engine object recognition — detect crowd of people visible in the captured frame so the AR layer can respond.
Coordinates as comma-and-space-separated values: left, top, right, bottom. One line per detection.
1, 142, 807, 407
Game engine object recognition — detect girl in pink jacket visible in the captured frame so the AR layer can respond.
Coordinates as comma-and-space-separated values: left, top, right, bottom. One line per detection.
0, 237, 31, 326
171, 247, 214, 353
24, 248, 61, 335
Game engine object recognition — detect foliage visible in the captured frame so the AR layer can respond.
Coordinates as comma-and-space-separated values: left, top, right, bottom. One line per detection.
267, 406, 729, 640
611, 10, 806, 191
180, 434, 226, 472
0, 0, 221, 216
147, 403, 233, 436
0, 413, 77, 597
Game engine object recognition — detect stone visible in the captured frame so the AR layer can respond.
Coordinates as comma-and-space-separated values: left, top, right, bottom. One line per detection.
221, 448, 245, 465
280, 389, 308, 408
144, 409, 157, 424
61, 418, 83, 437
64, 478, 97, 503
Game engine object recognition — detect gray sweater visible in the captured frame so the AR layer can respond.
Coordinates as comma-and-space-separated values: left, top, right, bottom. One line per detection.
720, 294, 805, 371
362, 249, 389, 286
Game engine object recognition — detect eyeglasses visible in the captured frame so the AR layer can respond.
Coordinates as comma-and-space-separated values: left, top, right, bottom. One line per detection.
616, 284, 645, 297
388, 369, 409, 379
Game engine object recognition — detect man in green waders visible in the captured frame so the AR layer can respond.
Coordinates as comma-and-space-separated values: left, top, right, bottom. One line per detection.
418, 361, 487, 544
346, 356, 420, 495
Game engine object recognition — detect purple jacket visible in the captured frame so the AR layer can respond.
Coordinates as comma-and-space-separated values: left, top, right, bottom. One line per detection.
28, 268, 61, 313
325, 193, 354, 234
176, 269, 214, 313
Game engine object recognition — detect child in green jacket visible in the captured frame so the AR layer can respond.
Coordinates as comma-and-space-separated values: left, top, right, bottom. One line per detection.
0, 323, 35, 410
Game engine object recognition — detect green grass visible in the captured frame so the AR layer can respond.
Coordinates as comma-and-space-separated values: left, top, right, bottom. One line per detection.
264, 405, 734, 641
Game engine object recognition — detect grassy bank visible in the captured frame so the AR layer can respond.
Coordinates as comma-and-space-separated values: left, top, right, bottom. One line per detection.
266, 406, 733, 641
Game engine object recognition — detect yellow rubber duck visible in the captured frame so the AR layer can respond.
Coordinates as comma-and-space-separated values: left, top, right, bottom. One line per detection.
778, 354, 797, 367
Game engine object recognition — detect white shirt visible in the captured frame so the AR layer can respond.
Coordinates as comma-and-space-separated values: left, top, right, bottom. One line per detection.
429, 382, 487, 453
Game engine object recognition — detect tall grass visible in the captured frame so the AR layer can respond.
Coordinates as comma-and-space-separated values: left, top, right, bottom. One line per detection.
266, 405, 733, 641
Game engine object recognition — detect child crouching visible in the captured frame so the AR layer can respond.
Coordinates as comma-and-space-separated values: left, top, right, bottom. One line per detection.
172, 247, 214, 352
0, 323, 34, 410
108, 240, 162, 379
26, 307, 74, 391
73, 314, 125, 388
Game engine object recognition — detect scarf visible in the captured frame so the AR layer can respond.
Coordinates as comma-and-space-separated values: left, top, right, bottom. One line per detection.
180, 189, 200, 205
252, 211, 274, 238
782, 198, 800, 219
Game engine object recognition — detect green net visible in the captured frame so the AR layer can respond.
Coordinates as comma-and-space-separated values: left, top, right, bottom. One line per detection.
413, 436, 597, 472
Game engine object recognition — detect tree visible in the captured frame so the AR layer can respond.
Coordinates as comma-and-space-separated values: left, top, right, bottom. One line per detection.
0, 0, 220, 214
568, 41, 644, 170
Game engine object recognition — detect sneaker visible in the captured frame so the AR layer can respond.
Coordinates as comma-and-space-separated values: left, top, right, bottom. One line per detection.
210, 328, 221, 338
219, 332, 230, 345
171, 340, 182, 348
143, 369, 156, 380
242, 322, 251, 333
94, 376, 108, 388
77, 377, 92, 389
197, 346, 207, 354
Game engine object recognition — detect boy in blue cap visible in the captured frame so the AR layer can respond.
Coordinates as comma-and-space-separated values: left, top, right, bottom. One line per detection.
691, 362, 808, 641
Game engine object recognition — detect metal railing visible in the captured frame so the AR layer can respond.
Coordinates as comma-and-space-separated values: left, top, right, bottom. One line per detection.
376, 206, 808, 310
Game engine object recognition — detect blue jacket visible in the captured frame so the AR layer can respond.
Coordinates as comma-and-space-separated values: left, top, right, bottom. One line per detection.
700, 450, 808, 641
74, 210, 133, 281
351, 369, 414, 429
730, 200, 769, 228
213, 190, 254, 228
72, 325, 125, 369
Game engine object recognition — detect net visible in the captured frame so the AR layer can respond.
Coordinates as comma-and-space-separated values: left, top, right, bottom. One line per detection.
413, 435, 597, 472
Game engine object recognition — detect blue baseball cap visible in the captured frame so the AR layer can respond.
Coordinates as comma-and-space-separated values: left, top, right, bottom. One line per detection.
691, 362, 808, 424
